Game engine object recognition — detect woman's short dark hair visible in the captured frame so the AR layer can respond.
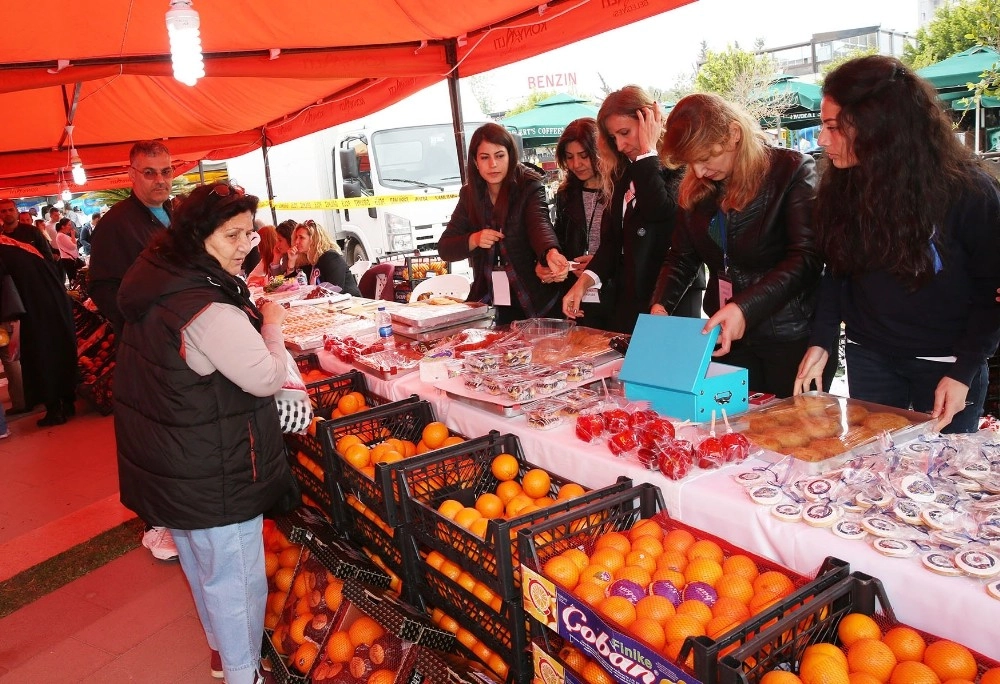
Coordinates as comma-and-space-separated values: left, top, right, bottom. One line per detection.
466, 122, 519, 192
154, 183, 258, 265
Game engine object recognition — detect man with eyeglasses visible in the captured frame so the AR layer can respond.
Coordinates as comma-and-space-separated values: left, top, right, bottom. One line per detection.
88, 140, 180, 562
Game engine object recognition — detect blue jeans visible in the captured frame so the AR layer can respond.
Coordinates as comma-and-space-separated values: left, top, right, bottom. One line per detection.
171, 516, 266, 684
846, 343, 988, 433
0, 402, 7, 434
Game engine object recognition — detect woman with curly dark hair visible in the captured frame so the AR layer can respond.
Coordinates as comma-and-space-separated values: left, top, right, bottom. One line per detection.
795, 55, 1000, 432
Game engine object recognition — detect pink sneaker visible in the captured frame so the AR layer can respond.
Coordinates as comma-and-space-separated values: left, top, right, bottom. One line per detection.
141, 527, 179, 561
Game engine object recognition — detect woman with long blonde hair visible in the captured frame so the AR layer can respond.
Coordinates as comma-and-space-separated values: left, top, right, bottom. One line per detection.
562, 85, 702, 332
290, 220, 361, 296
653, 92, 828, 397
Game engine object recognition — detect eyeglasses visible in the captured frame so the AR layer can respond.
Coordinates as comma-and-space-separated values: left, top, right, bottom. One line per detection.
131, 166, 174, 180
210, 183, 246, 198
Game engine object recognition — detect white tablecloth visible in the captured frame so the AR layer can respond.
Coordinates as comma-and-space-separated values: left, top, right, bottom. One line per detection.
315, 351, 998, 658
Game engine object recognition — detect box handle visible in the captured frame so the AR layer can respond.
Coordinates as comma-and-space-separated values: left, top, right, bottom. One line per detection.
714, 390, 734, 405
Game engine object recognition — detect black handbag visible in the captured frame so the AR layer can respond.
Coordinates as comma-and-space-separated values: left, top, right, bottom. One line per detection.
0, 275, 25, 321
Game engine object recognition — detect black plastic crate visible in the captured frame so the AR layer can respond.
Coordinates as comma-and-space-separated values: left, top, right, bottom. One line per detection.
396, 430, 634, 601
517, 483, 850, 684
717, 572, 1000, 683
418, 556, 532, 684
287, 447, 335, 518
320, 398, 464, 527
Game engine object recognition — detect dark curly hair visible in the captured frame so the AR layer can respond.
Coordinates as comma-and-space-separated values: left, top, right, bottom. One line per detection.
555, 117, 602, 196
152, 183, 258, 267
816, 55, 984, 289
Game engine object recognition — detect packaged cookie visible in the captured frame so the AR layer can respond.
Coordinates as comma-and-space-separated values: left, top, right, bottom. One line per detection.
525, 399, 567, 430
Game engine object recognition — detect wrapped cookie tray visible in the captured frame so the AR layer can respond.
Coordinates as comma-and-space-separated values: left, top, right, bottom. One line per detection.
729, 391, 934, 474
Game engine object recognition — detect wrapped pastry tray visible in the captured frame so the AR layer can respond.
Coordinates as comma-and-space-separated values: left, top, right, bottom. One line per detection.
734, 391, 934, 473
393, 314, 494, 343
524, 325, 621, 365
390, 301, 490, 330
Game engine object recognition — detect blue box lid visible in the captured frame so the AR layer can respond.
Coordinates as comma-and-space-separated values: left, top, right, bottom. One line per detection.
619, 314, 720, 393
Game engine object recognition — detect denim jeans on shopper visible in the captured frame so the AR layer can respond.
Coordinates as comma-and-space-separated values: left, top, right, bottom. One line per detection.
846, 342, 988, 434
171, 516, 266, 684
0, 401, 7, 435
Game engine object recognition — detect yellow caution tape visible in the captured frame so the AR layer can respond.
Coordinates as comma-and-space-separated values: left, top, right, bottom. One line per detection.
258, 193, 459, 210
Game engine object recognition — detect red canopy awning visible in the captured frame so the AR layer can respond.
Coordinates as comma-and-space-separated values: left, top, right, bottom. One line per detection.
0, 0, 695, 196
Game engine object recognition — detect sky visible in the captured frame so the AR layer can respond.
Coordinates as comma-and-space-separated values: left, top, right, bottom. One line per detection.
477, 0, 920, 110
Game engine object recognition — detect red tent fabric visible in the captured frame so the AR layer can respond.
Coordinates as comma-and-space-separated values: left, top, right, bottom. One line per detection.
0, 0, 694, 196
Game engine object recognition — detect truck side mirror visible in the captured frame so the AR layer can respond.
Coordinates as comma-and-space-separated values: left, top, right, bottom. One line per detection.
339, 147, 360, 179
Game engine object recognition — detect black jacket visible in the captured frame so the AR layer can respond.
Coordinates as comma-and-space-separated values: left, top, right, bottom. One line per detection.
587, 156, 687, 333
89, 193, 171, 334
552, 183, 602, 260
114, 251, 289, 529
439, 165, 562, 317
5, 222, 54, 261
654, 147, 821, 342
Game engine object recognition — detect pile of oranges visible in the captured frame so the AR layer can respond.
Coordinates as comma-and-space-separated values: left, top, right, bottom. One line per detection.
337, 421, 464, 480
310, 613, 402, 684
433, 454, 585, 539
538, 518, 798, 667
263, 519, 306, 631
761, 612, 1000, 684
558, 643, 623, 684
428, 603, 509, 680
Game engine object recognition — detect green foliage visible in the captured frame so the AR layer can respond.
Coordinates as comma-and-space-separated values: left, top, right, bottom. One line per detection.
821, 46, 880, 78
504, 90, 556, 117
694, 43, 789, 122
903, 0, 1000, 68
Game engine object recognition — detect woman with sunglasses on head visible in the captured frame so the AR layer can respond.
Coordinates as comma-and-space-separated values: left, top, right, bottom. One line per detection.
114, 183, 292, 684
651, 93, 829, 398
439, 122, 570, 324
794, 56, 1000, 433
562, 86, 703, 333
290, 220, 361, 296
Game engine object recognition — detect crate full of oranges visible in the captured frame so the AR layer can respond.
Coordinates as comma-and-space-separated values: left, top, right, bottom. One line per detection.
717, 571, 1000, 684
518, 483, 849, 684
396, 430, 634, 601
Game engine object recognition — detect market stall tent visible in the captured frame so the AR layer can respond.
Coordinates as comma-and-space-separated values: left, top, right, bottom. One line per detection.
0, 0, 695, 197
756, 75, 822, 131
501, 93, 599, 147
917, 46, 1000, 152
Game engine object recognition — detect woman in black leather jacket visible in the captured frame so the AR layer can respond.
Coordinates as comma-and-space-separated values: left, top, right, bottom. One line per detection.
653, 93, 832, 397
439, 123, 569, 324
562, 86, 703, 333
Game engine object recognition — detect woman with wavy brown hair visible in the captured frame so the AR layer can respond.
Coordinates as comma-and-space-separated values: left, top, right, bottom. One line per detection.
652, 92, 827, 397
290, 219, 361, 296
794, 55, 1000, 432
562, 86, 703, 333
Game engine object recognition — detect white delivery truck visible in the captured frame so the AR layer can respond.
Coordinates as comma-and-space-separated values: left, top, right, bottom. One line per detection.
224, 81, 488, 265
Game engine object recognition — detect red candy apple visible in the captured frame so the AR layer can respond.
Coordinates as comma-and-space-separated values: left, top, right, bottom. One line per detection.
575, 414, 605, 443
696, 436, 723, 469
602, 408, 630, 433
608, 430, 638, 456
720, 432, 751, 462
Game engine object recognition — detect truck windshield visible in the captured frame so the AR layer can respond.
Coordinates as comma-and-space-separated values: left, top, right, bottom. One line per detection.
372, 123, 484, 190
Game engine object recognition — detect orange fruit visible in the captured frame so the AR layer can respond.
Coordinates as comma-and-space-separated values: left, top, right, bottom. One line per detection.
491, 453, 520, 481
336, 433, 363, 453
453, 507, 482, 529
614, 564, 652, 587
749, 590, 784, 615
651, 567, 687, 589
803, 643, 848, 671
343, 443, 371, 469
922, 641, 977, 682
487, 653, 509, 680
716, 574, 755, 605
597, 595, 637, 628
534, 495, 556, 508
848, 674, 883, 684
441, 435, 465, 447
574, 580, 608, 606
711, 596, 751, 623
595, 531, 632, 554
687, 539, 724, 563
882, 626, 926, 663
662, 614, 706, 644
635, 594, 676, 624
425, 550, 446, 570
558, 482, 586, 500
675, 599, 713, 625
325, 631, 353, 663
421, 421, 449, 449
625, 550, 657, 573
706, 614, 740, 639
630, 617, 667, 650
543, 555, 581, 591
837, 613, 882, 648
938, 680, 973, 684
723, 554, 760, 583
591, 548, 626, 574
274, 567, 295, 593
521, 468, 552, 498
663, 640, 694, 669
324, 581, 343, 611
663, 529, 696, 554
752, 571, 795, 599
337, 393, 361, 415
657, 551, 689, 572
888, 661, 940, 684
560, 645, 588, 673
290, 641, 319, 674
348, 615, 385, 647
631, 535, 665, 558
629, 519, 665, 541
437, 499, 463, 520
684, 557, 724, 587
761, 673, 805, 684
799, 654, 849, 684
438, 559, 463, 581
982, 669, 1000, 684
455, 572, 477, 593
847, 638, 896, 683
505, 494, 534, 518
581, 661, 615, 684
369, 671, 396, 684
560, 548, 590, 571
495, 480, 522, 505
469, 516, 489, 538
579, 564, 614, 588
289, 613, 312, 644
475, 492, 504, 519
278, 546, 301, 568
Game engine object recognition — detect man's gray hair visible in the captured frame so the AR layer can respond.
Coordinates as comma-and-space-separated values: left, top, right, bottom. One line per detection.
129, 140, 171, 163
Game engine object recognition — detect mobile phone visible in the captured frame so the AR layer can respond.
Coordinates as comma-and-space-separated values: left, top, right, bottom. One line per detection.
748, 392, 777, 406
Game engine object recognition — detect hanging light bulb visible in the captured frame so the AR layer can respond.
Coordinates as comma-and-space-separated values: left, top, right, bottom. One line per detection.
61, 182, 73, 202
165, 0, 205, 86
71, 152, 87, 185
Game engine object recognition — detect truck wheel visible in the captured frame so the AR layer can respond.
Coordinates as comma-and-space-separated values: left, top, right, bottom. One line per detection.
344, 239, 367, 265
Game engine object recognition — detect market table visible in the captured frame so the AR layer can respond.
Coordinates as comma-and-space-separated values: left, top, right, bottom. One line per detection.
314, 350, 999, 658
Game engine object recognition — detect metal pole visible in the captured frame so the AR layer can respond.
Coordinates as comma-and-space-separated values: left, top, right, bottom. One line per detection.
197, 160, 206, 184
975, 98, 982, 155
445, 39, 468, 185
261, 128, 278, 226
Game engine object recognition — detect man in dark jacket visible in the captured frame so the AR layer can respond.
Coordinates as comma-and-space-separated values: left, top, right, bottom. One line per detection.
87, 140, 178, 562
89, 141, 173, 336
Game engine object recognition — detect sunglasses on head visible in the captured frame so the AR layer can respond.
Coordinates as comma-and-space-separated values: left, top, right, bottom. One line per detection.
210, 183, 246, 198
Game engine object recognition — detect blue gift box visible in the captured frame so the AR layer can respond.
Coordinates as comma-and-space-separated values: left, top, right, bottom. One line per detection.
619, 314, 748, 422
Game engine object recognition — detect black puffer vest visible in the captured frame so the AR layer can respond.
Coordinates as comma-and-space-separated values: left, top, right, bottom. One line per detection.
114, 253, 289, 529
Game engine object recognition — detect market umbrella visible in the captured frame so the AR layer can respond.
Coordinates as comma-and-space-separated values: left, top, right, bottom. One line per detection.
756, 75, 823, 131
917, 46, 1000, 152
501, 93, 599, 147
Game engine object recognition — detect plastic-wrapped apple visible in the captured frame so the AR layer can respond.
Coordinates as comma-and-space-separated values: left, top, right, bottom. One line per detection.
628, 409, 658, 429
602, 408, 630, 433
696, 436, 723, 469
575, 414, 605, 443
636, 447, 658, 470
721, 432, 751, 462
657, 441, 692, 480
608, 430, 638, 456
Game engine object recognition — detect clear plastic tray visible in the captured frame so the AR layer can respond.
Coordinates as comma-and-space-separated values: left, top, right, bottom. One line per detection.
511, 317, 576, 340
